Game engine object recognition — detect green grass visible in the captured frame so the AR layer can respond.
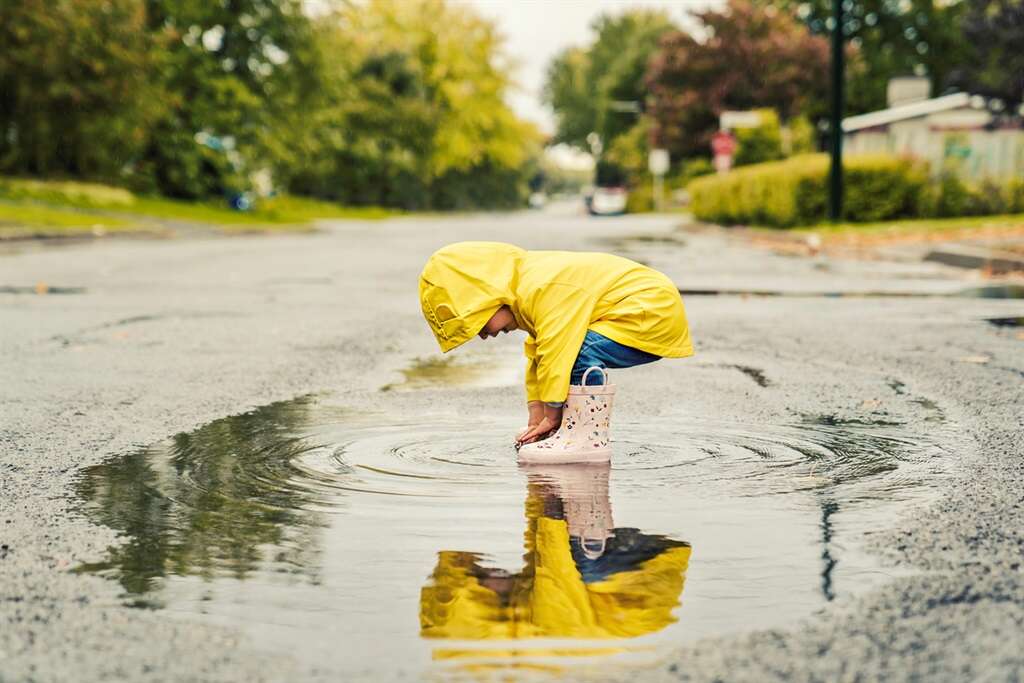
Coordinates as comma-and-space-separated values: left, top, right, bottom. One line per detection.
0, 201, 137, 238
0, 177, 135, 208
128, 194, 398, 226
0, 176, 399, 239
791, 213, 1024, 238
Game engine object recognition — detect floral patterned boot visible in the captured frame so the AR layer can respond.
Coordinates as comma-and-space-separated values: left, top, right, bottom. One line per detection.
521, 462, 614, 558
517, 367, 614, 465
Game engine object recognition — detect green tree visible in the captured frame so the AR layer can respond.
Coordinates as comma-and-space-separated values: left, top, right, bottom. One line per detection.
279, 0, 540, 210
132, 0, 317, 198
949, 0, 1024, 113
543, 10, 676, 150
646, 1, 830, 159
775, 0, 970, 114
0, 0, 162, 179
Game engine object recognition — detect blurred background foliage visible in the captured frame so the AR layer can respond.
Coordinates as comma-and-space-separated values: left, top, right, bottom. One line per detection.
0, 0, 540, 210
541, 0, 1022, 220
0, 0, 1018, 220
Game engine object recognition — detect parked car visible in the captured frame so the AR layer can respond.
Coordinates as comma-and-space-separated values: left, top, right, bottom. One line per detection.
588, 185, 628, 216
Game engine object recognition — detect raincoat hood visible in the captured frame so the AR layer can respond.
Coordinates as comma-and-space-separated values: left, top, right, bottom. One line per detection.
419, 242, 524, 353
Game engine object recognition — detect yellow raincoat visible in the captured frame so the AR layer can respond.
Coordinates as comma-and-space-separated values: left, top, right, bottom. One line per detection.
419, 486, 691, 642
419, 242, 693, 403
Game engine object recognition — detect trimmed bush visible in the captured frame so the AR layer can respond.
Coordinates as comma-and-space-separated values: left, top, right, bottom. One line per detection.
689, 153, 931, 227
734, 109, 784, 166
1007, 178, 1024, 213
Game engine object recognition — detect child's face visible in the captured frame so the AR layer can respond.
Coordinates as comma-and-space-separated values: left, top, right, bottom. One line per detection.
478, 306, 518, 339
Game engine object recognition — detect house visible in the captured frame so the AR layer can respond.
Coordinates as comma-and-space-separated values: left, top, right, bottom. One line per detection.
842, 77, 1024, 179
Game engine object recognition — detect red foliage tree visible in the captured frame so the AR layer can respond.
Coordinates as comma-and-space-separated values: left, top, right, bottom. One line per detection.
645, 1, 831, 158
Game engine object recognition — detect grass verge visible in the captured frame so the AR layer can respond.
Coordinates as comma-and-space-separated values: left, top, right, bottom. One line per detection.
793, 213, 1024, 240
0, 201, 138, 239
0, 176, 399, 239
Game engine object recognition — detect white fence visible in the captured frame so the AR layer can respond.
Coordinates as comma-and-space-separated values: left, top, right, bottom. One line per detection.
844, 125, 1024, 179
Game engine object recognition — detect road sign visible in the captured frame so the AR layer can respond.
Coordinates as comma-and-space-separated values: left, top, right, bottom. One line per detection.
720, 110, 762, 129
712, 131, 736, 174
711, 131, 737, 157
648, 149, 670, 176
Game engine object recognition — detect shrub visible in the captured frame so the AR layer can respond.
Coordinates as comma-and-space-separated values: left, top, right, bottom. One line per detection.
921, 174, 1023, 218
688, 153, 930, 227
1007, 178, 1024, 213
677, 158, 715, 186
734, 110, 784, 167
626, 182, 654, 214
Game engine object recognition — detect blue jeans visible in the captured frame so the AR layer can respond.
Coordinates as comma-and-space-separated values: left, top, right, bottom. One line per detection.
546, 330, 661, 406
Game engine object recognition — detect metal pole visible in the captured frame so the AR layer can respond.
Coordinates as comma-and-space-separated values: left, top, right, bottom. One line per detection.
829, 0, 844, 222
653, 173, 664, 212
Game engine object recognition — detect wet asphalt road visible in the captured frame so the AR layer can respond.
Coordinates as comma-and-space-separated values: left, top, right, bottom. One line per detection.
2, 205, 1023, 682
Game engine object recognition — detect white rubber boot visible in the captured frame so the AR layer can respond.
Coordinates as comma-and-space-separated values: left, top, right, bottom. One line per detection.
517, 367, 614, 465
521, 462, 613, 558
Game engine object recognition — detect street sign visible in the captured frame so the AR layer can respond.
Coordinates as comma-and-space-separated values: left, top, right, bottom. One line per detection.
720, 111, 762, 129
711, 131, 737, 157
711, 131, 737, 174
648, 149, 670, 176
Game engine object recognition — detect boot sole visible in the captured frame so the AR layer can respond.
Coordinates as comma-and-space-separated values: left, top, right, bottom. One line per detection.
516, 447, 612, 465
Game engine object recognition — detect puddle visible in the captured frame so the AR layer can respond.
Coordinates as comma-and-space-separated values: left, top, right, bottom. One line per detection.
987, 316, 1024, 328
75, 397, 960, 680
0, 284, 86, 295
604, 234, 688, 253
677, 284, 1024, 299
726, 364, 770, 387
381, 352, 522, 391
958, 284, 1024, 299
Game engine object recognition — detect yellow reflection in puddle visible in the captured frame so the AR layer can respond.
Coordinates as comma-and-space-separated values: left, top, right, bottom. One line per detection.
383, 353, 522, 391
420, 463, 691, 672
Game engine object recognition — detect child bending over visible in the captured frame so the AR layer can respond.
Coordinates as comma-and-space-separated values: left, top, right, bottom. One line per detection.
419, 241, 692, 464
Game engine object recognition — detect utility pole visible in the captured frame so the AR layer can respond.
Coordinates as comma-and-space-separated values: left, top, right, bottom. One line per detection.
829, 0, 845, 222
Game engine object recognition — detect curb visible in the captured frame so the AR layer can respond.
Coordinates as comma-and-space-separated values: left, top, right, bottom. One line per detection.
923, 245, 1024, 274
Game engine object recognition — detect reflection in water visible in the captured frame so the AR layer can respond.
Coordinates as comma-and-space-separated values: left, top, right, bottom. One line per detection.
75, 398, 328, 597
380, 353, 521, 392
421, 464, 691, 663
72, 393, 959, 679
818, 496, 840, 602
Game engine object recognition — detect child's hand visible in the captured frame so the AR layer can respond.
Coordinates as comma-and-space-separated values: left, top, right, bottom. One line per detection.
516, 401, 546, 445
517, 404, 563, 446
527, 401, 545, 428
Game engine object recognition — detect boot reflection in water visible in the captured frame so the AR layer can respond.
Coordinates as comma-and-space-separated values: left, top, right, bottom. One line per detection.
419, 242, 693, 464
419, 463, 692, 645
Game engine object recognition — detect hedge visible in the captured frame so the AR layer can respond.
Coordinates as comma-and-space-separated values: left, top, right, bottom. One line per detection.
688, 153, 934, 227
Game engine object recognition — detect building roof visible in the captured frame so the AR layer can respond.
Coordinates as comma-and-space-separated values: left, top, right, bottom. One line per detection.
842, 92, 971, 133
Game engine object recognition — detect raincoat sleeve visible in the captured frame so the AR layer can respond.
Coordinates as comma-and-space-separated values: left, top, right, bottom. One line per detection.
531, 284, 596, 403
524, 336, 540, 402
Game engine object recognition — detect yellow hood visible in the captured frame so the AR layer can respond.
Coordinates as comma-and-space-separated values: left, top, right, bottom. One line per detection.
419, 242, 525, 353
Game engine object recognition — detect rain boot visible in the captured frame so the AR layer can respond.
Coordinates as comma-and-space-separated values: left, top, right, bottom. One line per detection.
517, 367, 614, 465
522, 462, 613, 559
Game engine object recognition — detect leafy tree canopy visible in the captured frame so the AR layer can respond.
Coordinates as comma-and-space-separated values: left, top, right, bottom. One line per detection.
543, 10, 676, 150
774, 0, 970, 114
0, 0, 162, 178
0, 0, 539, 209
646, 1, 830, 158
949, 0, 1024, 113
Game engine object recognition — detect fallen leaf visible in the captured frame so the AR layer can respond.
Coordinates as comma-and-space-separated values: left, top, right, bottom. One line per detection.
958, 355, 991, 364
